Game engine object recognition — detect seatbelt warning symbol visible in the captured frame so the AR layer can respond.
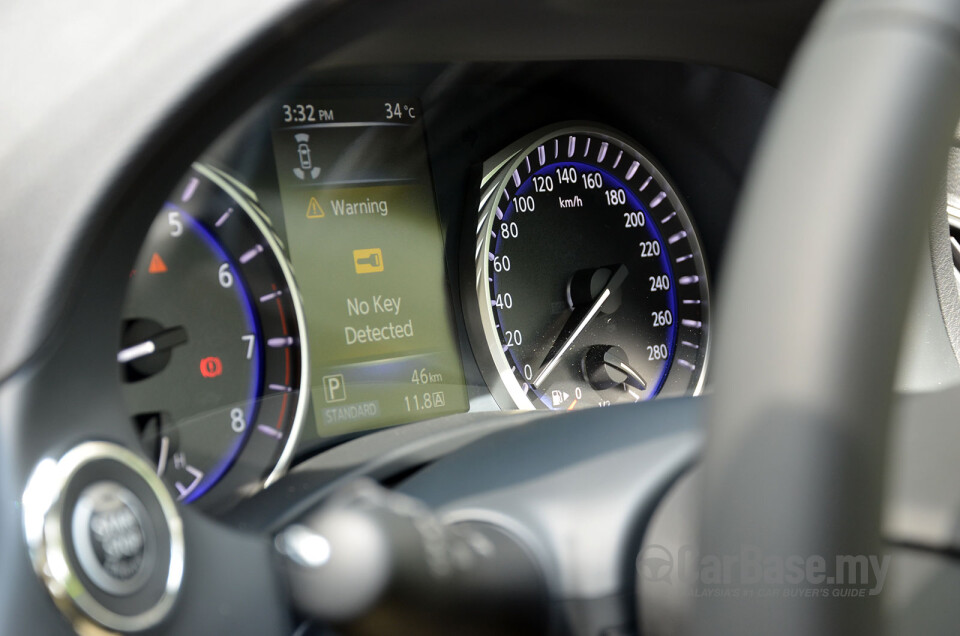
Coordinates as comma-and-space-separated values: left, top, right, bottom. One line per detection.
306, 197, 325, 219
353, 248, 384, 274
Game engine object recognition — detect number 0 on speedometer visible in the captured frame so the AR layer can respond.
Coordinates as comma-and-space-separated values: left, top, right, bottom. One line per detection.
468, 124, 709, 411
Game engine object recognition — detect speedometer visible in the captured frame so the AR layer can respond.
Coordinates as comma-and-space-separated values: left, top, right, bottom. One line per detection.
468, 123, 709, 411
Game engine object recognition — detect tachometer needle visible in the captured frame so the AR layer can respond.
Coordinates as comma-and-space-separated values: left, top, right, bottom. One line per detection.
532, 264, 629, 387
117, 340, 155, 363
117, 326, 188, 363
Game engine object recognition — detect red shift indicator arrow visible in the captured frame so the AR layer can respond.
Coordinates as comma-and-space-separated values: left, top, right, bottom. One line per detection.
148, 253, 168, 274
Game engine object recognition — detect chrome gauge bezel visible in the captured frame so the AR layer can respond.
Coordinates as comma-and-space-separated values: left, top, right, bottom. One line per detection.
466, 122, 710, 411
194, 163, 311, 493
193, 162, 310, 494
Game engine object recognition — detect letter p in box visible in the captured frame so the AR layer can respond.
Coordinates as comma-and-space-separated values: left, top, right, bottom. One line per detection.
353, 248, 384, 274
322, 374, 347, 403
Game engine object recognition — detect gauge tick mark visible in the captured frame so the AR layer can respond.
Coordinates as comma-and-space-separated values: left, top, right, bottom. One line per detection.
257, 424, 284, 440
215, 207, 234, 227
181, 176, 200, 202
239, 244, 264, 264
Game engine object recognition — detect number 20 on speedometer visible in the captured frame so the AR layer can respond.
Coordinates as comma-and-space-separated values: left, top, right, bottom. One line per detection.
468, 123, 710, 411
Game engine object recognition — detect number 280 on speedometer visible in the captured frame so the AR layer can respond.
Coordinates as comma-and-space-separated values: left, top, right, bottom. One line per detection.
468, 123, 709, 411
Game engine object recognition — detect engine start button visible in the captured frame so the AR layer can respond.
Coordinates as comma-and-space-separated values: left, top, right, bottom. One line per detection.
22, 442, 183, 633
71, 481, 156, 595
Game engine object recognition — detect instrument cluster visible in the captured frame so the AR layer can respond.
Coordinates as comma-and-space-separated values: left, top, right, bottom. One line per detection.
116, 62, 774, 512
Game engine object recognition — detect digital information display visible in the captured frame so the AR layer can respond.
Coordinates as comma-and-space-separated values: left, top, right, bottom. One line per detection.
272, 98, 468, 436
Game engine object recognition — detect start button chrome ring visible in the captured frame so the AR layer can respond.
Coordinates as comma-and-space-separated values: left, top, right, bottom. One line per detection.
22, 441, 184, 634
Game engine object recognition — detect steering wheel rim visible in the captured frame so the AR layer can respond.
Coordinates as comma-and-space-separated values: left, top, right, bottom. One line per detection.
701, 0, 960, 633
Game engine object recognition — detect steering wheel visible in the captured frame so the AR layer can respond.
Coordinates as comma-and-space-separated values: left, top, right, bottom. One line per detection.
698, 0, 960, 633
2, 0, 960, 634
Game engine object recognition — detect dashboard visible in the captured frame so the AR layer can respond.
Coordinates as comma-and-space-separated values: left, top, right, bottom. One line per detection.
116, 62, 774, 513
8, 2, 960, 635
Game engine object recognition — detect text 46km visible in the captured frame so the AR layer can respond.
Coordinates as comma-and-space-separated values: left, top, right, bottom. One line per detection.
411, 368, 444, 385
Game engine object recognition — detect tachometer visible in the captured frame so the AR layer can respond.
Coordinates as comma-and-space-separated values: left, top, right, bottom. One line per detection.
468, 124, 709, 411
120, 163, 308, 511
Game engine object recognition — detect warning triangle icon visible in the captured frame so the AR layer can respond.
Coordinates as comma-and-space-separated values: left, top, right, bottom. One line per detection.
148, 252, 168, 274
306, 197, 325, 219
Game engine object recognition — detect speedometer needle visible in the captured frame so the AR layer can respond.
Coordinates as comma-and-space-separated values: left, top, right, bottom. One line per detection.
532, 264, 629, 387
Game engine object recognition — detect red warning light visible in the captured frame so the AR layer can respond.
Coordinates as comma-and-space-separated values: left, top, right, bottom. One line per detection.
148, 253, 168, 274
200, 357, 223, 378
